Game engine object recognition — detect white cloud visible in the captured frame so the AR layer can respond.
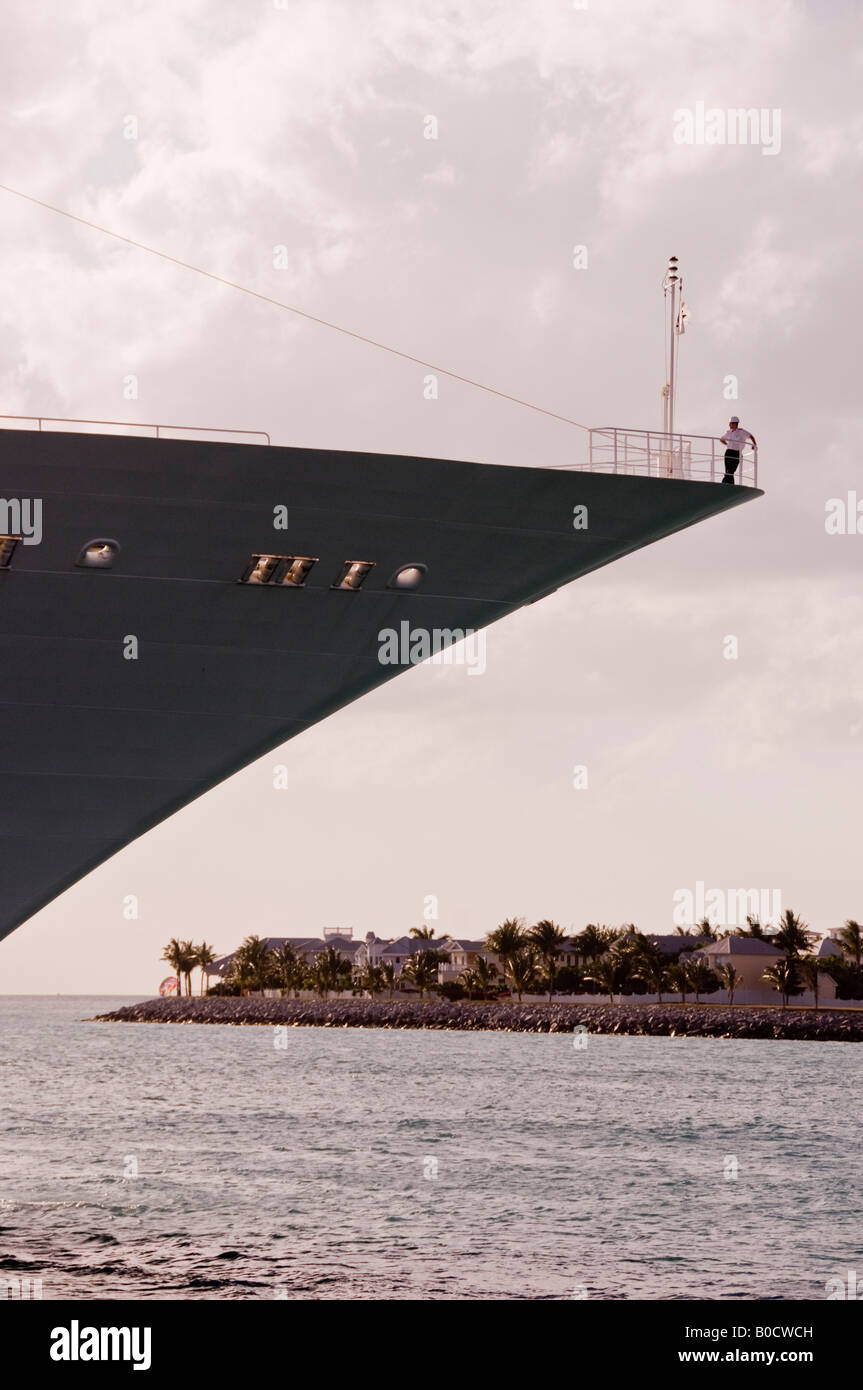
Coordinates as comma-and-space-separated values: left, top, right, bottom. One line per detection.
698, 219, 825, 340
422, 163, 461, 187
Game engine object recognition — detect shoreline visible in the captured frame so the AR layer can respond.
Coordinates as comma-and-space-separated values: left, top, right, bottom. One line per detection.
89, 996, 863, 1041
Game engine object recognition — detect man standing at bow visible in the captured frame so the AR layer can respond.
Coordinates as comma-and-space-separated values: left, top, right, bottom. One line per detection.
720, 415, 757, 485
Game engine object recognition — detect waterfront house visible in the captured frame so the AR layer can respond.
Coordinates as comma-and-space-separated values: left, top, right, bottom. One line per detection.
438, 939, 499, 981
378, 935, 446, 975
693, 936, 837, 1005
694, 935, 784, 987
205, 932, 363, 983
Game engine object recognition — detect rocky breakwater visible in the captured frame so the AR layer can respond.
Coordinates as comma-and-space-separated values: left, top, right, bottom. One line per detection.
90, 996, 863, 1041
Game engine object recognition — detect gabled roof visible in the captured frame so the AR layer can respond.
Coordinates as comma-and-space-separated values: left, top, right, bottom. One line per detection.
699, 936, 784, 956
203, 934, 361, 973
262, 935, 361, 954
648, 934, 713, 956
205, 954, 234, 975
379, 936, 429, 956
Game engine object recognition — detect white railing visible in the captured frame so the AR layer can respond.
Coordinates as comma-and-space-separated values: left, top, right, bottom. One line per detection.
0, 414, 270, 445
585, 427, 758, 487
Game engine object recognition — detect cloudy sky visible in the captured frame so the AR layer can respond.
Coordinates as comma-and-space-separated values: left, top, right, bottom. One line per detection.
0, 0, 860, 992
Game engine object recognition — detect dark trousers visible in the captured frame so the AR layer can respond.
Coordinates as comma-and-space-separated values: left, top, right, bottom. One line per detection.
723, 448, 740, 483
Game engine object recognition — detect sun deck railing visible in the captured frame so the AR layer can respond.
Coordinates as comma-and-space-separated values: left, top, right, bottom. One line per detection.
0, 414, 270, 446
0, 414, 757, 483
585, 427, 757, 487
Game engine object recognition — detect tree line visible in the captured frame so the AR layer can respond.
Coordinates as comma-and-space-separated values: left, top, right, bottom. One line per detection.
160, 938, 217, 995
163, 926, 452, 1001
160, 914, 863, 1007
484, 912, 863, 1006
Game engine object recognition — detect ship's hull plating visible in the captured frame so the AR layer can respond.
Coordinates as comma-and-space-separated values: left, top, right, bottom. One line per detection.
0, 429, 761, 941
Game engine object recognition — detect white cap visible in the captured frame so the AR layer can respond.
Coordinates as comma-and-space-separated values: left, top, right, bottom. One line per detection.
729, 415, 739, 423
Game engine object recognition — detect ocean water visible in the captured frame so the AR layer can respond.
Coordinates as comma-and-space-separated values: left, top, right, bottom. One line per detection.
0, 995, 859, 1301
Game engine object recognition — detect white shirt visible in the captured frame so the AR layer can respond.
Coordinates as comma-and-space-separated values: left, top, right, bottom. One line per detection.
721, 427, 755, 450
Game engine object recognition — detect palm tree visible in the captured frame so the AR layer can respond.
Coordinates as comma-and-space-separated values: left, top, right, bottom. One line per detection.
380, 961, 396, 999
307, 945, 349, 998
763, 958, 800, 1008
401, 948, 449, 999
459, 957, 500, 1000
272, 942, 299, 994
685, 959, 716, 1003
635, 955, 668, 1002
773, 909, 814, 958
230, 935, 273, 995
529, 919, 567, 1001
485, 918, 527, 995
306, 957, 327, 998
584, 957, 619, 1005
570, 923, 621, 970
574, 923, 606, 964
666, 961, 689, 1003
696, 916, 720, 942
606, 933, 642, 997
195, 941, 217, 995
291, 956, 309, 997
178, 939, 198, 996
355, 965, 384, 997
820, 952, 861, 1002
409, 926, 437, 940
458, 968, 481, 1000
229, 955, 256, 995
160, 938, 185, 995
838, 919, 863, 967
279, 951, 307, 998
472, 956, 500, 997
508, 947, 538, 1002
799, 956, 824, 1010
613, 928, 648, 959
716, 962, 742, 1004
334, 956, 354, 995
735, 915, 765, 939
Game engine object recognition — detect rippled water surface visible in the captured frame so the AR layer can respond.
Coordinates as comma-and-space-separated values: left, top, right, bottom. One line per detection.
0, 996, 859, 1300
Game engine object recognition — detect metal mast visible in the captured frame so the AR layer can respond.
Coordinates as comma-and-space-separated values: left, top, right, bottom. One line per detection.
661, 254, 683, 437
